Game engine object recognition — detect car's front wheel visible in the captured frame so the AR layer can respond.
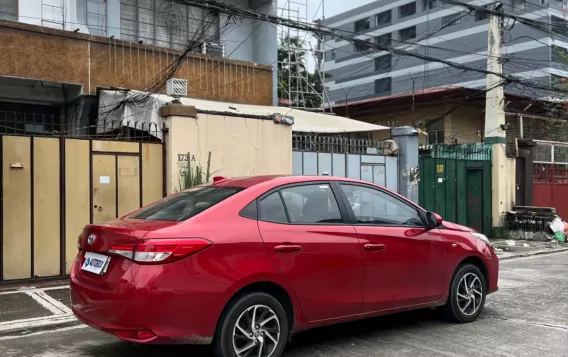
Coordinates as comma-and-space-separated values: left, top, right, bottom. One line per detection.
445, 264, 487, 323
213, 292, 289, 357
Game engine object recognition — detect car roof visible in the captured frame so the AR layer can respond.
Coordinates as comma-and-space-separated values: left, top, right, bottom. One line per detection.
214, 175, 375, 189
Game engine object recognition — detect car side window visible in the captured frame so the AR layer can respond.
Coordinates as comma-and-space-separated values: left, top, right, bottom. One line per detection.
259, 192, 288, 223
280, 184, 343, 224
339, 184, 423, 226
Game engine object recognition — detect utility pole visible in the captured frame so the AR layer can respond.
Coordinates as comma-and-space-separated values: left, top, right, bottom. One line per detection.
484, 2, 510, 228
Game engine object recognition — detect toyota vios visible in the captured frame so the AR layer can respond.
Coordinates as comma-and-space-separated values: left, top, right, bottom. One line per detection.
71, 175, 499, 357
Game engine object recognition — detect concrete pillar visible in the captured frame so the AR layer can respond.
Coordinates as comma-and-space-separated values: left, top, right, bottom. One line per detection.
391, 126, 419, 204
484, 5, 510, 227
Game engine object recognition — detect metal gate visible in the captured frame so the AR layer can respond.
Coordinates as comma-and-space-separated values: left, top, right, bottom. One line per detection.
291, 134, 399, 193
419, 144, 492, 235
1, 133, 164, 283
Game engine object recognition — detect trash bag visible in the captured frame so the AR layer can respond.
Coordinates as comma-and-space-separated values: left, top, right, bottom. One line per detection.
550, 217, 565, 233
554, 232, 566, 243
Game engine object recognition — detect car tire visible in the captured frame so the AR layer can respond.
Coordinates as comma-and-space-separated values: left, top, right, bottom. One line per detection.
444, 264, 487, 323
213, 292, 289, 357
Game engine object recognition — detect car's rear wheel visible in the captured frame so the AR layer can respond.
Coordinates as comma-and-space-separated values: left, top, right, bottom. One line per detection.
213, 292, 288, 357
444, 264, 487, 323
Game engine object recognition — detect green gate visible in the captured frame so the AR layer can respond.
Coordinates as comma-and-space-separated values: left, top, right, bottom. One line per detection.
419, 144, 493, 235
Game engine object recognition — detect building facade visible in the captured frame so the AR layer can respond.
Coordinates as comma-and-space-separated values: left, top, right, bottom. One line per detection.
320, 0, 568, 105
0, 0, 277, 139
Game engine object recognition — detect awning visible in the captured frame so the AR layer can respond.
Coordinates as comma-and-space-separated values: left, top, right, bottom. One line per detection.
97, 90, 390, 138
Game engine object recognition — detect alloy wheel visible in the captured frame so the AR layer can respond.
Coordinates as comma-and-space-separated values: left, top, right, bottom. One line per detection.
456, 272, 483, 316
232, 304, 281, 357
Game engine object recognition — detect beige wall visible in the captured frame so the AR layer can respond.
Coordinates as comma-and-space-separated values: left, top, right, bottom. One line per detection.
165, 112, 292, 194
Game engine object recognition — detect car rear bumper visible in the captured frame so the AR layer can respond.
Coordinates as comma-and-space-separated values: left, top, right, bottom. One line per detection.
70, 256, 230, 344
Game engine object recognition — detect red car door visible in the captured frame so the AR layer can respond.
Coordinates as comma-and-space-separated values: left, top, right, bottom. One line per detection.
335, 183, 448, 313
257, 182, 363, 321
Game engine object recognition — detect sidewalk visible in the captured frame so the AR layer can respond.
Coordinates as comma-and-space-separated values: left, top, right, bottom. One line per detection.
491, 239, 568, 260
0, 284, 78, 337
1, 242, 567, 337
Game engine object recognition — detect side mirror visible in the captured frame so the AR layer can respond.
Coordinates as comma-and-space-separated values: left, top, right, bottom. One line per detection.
426, 212, 443, 228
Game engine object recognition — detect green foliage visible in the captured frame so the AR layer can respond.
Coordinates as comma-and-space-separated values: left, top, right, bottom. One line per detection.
490, 226, 511, 240
175, 152, 214, 192
278, 35, 331, 108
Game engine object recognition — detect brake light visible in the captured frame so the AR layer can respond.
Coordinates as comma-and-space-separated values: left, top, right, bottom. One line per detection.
108, 238, 212, 264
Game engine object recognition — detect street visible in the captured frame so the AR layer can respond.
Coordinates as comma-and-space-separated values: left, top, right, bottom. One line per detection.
1, 252, 567, 357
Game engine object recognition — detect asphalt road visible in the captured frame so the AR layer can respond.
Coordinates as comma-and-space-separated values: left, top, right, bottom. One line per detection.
1, 252, 567, 357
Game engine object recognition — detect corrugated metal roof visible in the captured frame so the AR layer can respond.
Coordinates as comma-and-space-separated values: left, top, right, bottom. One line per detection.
177, 96, 390, 133
100, 90, 390, 134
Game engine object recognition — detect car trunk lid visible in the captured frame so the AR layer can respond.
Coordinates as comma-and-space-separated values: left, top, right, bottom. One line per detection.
75, 219, 180, 290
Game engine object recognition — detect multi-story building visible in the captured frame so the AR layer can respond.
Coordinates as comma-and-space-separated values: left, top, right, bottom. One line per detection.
0, 0, 277, 136
320, 0, 568, 106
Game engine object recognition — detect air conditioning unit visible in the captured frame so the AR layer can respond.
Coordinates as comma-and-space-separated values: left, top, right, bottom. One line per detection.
201, 42, 226, 57
166, 78, 188, 97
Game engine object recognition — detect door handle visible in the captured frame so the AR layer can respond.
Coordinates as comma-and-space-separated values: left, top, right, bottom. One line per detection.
364, 243, 386, 251
274, 244, 303, 253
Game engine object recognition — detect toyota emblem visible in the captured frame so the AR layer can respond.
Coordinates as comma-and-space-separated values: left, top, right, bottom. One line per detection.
87, 234, 96, 245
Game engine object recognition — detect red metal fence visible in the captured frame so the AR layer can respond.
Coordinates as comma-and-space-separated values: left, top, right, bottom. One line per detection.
533, 164, 568, 219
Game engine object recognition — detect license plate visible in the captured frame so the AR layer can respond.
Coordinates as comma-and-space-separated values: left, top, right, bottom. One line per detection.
81, 252, 111, 275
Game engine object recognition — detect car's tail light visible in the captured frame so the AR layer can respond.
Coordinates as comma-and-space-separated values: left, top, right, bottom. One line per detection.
108, 238, 212, 264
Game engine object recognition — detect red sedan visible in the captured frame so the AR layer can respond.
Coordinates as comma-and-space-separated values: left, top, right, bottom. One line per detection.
71, 175, 498, 357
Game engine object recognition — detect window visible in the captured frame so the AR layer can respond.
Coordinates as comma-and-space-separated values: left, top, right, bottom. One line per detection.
120, 0, 220, 51
442, 13, 462, 27
129, 186, 243, 221
77, 0, 108, 36
399, 26, 416, 41
374, 77, 392, 95
375, 10, 391, 27
280, 184, 343, 224
259, 192, 288, 223
331, 49, 336, 60
375, 54, 392, 71
422, 0, 436, 10
354, 39, 372, 52
354, 17, 371, 32
240, 200, 258, 219
475, 7, 488, 21
427, 118, 445, 144
552, 16, 568, 36
0, 0, 17, 21
399, 2, 416, 19
376, 33, 392, 47
340, 184, 423, 226
512, 0, 526, 11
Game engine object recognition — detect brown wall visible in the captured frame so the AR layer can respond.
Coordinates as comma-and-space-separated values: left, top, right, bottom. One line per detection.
358, 103, 484, 145
0, 21, 273, 105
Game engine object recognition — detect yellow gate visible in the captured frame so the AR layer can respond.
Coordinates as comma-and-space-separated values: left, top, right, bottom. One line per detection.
1, 136, 164, 282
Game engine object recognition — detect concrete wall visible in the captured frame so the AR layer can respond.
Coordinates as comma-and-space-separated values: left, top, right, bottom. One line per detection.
0, 20, 274, 105
164, 107, 292, 194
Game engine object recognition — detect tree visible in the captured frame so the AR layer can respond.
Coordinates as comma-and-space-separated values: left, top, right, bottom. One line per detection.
277, 35, 331, 108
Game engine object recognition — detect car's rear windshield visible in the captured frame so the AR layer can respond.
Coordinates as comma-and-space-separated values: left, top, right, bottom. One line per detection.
129, 186, 244, 221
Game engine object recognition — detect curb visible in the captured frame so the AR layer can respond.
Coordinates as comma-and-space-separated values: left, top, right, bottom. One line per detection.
498, 247, 568, 261
0, 315, 81, 338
